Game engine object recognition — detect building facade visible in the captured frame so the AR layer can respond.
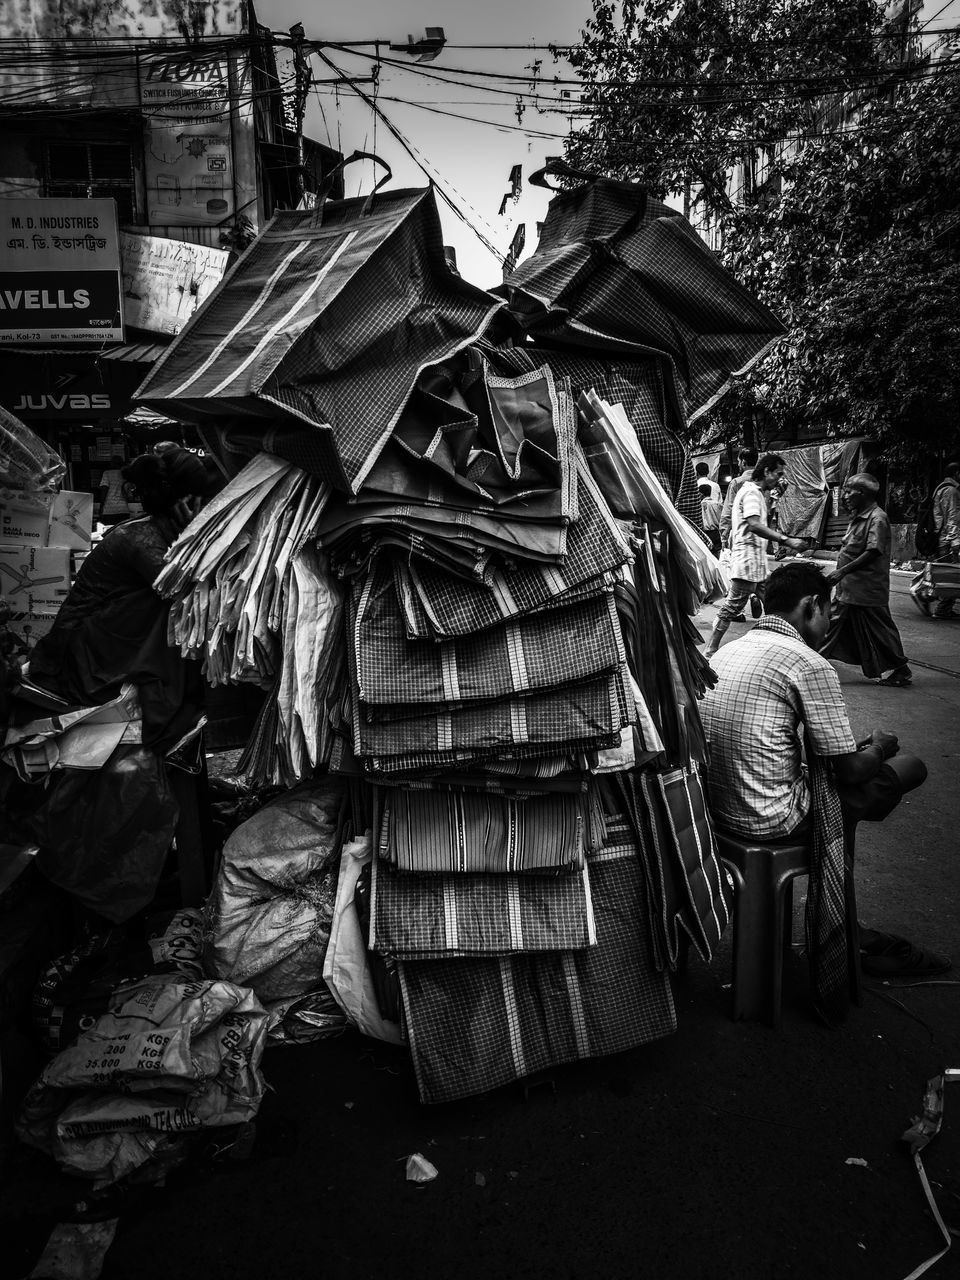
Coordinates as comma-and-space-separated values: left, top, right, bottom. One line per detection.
0, 0, 341, 498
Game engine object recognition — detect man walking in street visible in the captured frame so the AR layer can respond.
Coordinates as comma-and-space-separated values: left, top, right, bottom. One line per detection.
719, 446, 758, 549
933, 462, 960, 562
931, 462, 960, 618
699, 480, 723, 557
695, 461, 721, 503
701, 560, 949, 979
820, 473, 913, 686
703, 452, 807, 660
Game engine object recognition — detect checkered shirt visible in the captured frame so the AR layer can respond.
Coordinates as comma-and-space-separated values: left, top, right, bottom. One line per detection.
700, 616, 856, 839
729, 480, 769, 582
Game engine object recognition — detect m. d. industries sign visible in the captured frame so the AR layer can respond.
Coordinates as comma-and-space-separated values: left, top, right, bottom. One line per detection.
0, 199, 123, 344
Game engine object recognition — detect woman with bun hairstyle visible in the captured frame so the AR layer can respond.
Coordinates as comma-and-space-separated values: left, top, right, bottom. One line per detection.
29, 447, 218, 750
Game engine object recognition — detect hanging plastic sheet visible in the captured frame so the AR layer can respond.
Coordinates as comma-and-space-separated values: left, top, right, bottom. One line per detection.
777, 445, 830, 543
820, 439, 863, 488
497, 163, 785, 422
0, 404, 65, 491
136, 176, 503, 495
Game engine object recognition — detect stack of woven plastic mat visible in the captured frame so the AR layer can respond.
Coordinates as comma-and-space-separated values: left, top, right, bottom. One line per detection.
316, 349, 728, 1103
141, 163, 785, 1104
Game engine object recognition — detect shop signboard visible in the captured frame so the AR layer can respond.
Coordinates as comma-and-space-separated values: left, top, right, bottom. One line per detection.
0, 198, 123, 344
120, 232, 229, 335
142, 50, 249, 228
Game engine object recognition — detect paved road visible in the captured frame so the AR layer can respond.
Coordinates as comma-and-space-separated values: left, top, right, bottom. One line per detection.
4, 568, 959, 1280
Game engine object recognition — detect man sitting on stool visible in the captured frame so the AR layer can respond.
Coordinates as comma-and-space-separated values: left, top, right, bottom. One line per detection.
701, 560, 949, 978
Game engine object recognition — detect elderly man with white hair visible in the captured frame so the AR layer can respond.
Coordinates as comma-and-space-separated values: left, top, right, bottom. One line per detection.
821, 472, 912, 687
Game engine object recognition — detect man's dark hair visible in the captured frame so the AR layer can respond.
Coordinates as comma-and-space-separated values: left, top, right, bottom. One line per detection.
697, 480, 712, 498
946, 461, 960, 480
737, 446, 758, 467
752, 452, 785, 481
764, 561, 832, 613
695, 461, 709, 477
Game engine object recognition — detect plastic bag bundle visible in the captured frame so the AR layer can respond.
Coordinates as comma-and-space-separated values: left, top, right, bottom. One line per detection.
206, 780, 347, 1039
17, 978, 271, 1182
0, 403, 65, 491
156, 452, 344, 783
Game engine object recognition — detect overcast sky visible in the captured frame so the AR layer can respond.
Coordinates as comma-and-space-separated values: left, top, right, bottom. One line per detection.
257, 0, 592, 287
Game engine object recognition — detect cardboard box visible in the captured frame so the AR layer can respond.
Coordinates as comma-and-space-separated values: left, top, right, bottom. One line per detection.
48, 490, 94, 550
0, 490, 53, 546
0, 544, 70, 616
4, 612, 55, 653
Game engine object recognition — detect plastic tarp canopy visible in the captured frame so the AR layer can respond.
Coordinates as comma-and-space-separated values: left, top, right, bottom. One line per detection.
821, 439, 863, 487
777, 445, 830, 542
135, 188, 503, 495
498, 176, 786, 423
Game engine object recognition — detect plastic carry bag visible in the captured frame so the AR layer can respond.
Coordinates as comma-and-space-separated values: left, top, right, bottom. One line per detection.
322, 833, 404, 1044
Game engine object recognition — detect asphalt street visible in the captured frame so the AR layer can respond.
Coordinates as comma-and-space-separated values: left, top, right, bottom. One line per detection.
3, 567, 959, 1280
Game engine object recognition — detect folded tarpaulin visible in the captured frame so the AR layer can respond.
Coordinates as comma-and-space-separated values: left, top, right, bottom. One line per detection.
398, 828, 676, 1104
391, 452, 632, 640
352, 556, 626, 711
497, 174, 785, 422
370, 850, 596, 958
377, 784, 602, 874
491, 346, 704, 533
381, 356, 575, 512
349, 649, 634, 762
135, 188, 503, 494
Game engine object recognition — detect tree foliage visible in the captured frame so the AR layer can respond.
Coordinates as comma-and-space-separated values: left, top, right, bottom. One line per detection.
566, 1, 960, 455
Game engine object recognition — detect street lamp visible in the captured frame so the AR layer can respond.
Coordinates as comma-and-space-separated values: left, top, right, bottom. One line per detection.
388, 29, 447, 62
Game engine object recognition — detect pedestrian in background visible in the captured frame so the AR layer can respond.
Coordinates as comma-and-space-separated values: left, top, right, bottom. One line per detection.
820, 473, 912, 687
933, 462, 960, 562
695, 460, 721, 502
699, 481, 723, 557
703, 453, 808, 660
719, 446, 759, 549
930, 462, 960, 619
96, 455, 130, 526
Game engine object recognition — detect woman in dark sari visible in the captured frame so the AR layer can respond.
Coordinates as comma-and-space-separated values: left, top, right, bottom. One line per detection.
29, 448, 216, 751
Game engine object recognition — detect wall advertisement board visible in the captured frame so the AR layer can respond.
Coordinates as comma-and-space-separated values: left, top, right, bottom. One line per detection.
0, 199, 123, 344
120, 232, 229, 335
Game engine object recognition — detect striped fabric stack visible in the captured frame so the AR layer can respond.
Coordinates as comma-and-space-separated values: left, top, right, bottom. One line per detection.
143, 173, 783, 1102
321, 357, 721, 1103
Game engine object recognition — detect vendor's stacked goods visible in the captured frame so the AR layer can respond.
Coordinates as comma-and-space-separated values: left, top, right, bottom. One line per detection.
141, 171, 785, 1103
157, 454, 343, 786
320, 356, 726, 1102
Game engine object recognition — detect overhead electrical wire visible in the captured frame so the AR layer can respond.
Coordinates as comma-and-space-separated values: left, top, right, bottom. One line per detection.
330, 38, 960, 91
313, 47, 508, 266
310, 89, 573, 140
418, 25, 960, 52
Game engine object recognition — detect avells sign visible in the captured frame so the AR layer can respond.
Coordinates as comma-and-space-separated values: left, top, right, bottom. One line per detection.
0, 198, 123, 344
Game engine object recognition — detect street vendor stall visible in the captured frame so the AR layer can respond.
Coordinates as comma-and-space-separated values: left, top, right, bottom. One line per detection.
133, 165, 783, 1102
4, 164, 785, 1180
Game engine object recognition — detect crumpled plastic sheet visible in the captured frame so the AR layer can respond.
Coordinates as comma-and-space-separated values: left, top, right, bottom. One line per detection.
17, 978, 271, 1182
205, 778, 345, 1006
0, 403, 65, 491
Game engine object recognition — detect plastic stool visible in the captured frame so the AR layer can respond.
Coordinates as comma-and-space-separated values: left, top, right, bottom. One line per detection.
716, 825, 861, 1028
